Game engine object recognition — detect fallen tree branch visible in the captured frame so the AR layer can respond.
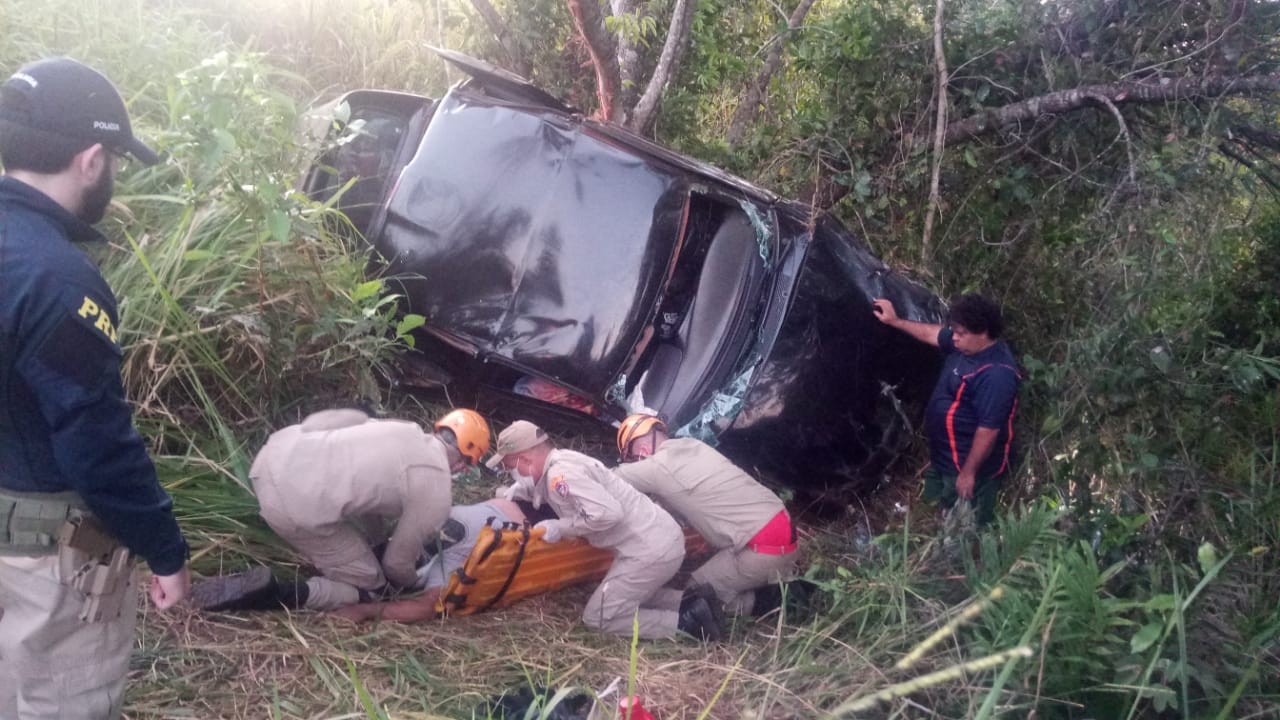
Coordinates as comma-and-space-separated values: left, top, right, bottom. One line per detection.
1219, 141, 1280, 194
1083, 91, 1136, 186
938, 73, 1280, 146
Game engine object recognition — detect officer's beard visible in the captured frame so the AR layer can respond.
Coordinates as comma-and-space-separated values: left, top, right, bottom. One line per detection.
78, 164, 114, 225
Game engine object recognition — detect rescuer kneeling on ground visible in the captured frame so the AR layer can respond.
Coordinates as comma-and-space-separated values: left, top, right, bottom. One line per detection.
614, 414, 814, 617
490, 420, 724, 641
193, 408, 490, 611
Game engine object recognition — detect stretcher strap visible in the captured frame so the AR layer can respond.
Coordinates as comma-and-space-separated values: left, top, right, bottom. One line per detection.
478, 525, 530, 613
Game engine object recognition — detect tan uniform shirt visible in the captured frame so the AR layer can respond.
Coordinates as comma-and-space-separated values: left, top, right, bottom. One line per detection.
613, 438, 784, 549
530, 449, 681, 561
250, 410, 452, 589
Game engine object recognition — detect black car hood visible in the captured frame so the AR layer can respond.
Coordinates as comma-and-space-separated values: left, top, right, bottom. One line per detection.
375, 90, 688, 396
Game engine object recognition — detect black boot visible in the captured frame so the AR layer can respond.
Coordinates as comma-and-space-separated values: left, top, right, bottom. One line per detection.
678, 590, 724, 641
688, 584, 727, 627
751, 583, 784, 617
751, 579, 819, 619
192, 566, 310, 612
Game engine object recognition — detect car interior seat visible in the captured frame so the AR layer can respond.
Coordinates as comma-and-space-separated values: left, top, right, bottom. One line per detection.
636, 209, 766, 423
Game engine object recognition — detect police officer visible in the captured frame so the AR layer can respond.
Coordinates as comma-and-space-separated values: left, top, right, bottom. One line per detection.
193, 408, 490, 611
489, 420, 723, 641
614, 414, 805, 617
0, 58, 191, 719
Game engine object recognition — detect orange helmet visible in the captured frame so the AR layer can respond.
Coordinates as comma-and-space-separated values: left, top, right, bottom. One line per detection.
435, 409, 491, 466
616, 414, 666, 459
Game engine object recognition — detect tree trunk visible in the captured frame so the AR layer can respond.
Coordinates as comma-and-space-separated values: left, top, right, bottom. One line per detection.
627, 0, 699, 135
920, 0, 947, 266
468, 0, 531, 78
612, 0, 644, 113
566, 0, 622, 122
726, 0, 820, 148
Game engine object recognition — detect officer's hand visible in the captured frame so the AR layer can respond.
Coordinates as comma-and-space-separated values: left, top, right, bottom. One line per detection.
871, 298, 898, 325
535, 520, 562, 544
955, 471, 977, 500
151, 565, 191, 610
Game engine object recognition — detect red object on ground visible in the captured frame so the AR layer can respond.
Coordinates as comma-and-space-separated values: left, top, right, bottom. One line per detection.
619, 696, 657, 720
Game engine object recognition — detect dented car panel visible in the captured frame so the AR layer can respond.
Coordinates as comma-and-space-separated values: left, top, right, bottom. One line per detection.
304, 58, 946, 488
377, 91, 689, 395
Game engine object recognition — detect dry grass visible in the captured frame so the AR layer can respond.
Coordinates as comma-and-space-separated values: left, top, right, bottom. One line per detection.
119, 500, 921, 720
126, 580, 834, 719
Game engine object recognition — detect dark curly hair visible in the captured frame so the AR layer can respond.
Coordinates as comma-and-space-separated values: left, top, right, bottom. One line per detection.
948, 293, 1004, 338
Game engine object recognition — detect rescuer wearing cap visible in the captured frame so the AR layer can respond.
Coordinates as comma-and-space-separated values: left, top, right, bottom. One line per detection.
0, 57, 190, 718
191, 408, 491, 611
490, 420, 724, 641
614, 414, 809, 617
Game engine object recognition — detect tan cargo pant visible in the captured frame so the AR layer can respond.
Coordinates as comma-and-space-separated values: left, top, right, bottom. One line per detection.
583, 536, 685, 639
0, 554, 136, 720
253, 506, 389, 611
255, 473, 450, 611
691, 546, 798, 615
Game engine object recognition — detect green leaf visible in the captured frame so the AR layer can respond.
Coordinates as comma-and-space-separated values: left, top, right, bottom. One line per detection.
396, 313, 426, 337
213, 128, 238, 153
1150, 346, 1171, 373
1139, 453, 1159, 469
1131, 622, 1162, 654
266, 210, 290, 243
1197, 542, 1219, 575
964, 148, 977, 167
352, 279, 383, 301
183, 249, 213, 261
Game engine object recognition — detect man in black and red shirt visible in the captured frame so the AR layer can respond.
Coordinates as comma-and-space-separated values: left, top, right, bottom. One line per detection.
872, 294, 1020, 526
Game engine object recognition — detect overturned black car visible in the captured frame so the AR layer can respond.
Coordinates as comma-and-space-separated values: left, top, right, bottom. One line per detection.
302, 51, 946, 492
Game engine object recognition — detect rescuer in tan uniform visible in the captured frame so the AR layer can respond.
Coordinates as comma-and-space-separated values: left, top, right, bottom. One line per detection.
614, 414, 804, 616
488, 420, 723, 640
192, 408, 491, 612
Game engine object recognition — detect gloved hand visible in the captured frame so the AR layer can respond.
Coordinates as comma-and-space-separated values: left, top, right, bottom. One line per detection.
496, 478, 533, 502
535, 519, 562, 544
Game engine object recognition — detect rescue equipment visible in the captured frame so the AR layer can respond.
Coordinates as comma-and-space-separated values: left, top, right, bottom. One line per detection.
438, 522, 709, 616
435, 408, 492, 466
616, 414, 666, 459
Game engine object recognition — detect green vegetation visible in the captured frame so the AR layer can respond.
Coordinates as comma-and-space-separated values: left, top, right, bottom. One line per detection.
2, 0, 1276, 717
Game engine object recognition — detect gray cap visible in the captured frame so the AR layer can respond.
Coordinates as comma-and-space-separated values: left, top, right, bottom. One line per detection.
484, 420, 548, 469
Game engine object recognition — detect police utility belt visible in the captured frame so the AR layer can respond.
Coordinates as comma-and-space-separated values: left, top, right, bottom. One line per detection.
0, 487, 132, 622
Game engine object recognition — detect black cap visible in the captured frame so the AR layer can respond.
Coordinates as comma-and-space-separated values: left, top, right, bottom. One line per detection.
0, 57, 159, 165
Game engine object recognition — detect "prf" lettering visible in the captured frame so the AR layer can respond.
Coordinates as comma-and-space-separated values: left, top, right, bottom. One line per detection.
77, 296, 119, 344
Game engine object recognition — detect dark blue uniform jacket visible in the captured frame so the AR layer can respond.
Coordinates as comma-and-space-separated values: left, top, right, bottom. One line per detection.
924, 327, 1020, 479
0, 177, 186, 574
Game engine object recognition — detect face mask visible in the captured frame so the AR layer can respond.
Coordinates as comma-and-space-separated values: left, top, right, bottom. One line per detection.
510, 469, 535, 487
